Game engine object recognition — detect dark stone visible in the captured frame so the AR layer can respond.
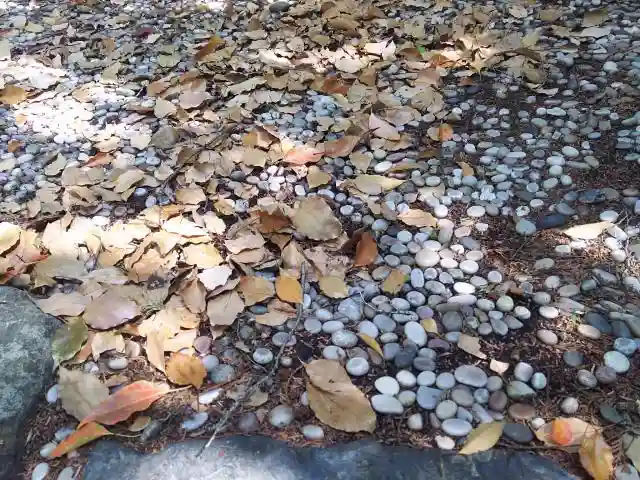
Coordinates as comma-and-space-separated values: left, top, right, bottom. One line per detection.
394, 344, 418, 368
515, 190, 535, 202
611, 321, 632, 338
503, 423, 534, 444
536, 214, 566, 229
268, 0, 290, 13
412, 357, 436, 372
599, 405, 625, 425
563, 351, 584, 367
0, 287, 59, 480
579, 189, 605, 204
584, 311, 612, 335
84, 438, 575, 480
428, 338, 451, 351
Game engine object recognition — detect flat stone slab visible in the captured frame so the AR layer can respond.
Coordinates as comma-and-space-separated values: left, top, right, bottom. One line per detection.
85, 437, 575, 480
0, 287, 58, 480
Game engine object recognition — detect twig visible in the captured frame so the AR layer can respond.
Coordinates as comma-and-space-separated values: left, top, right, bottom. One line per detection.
196, 263, 307, 457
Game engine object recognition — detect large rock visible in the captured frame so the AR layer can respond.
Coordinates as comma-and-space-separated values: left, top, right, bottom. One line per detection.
84, 437, 575, 480
0, 287, 58, 480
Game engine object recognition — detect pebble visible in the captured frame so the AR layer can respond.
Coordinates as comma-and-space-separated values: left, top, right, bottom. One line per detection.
435, 435, 456, 450
536, 329, 558, 345
614, 338, 637, 356
181, 412, 208, 431
31, 463, 50, 480
371, 394, 404, 414
268, 405, 294, 428
253, 347, 273, 364
346, 357, 370, 376
503, 423, 533, 444
237, 412, 260, 433
407, 413, 424, 430
595, 365, 618, 385
561, 397, 579, 415
56, 467, 76, 480
506, 381, 536, 400
198, 388, 223, 404
604, 351, 630, 373
454, 365, 487, 388
46, 385, 59, 403
107, 357, 128, 370
513, 362, 534, 382
417, 386, 444, 410
375, 376, 400, 395
441, 418, 472, 437
435, 400, 458, 420
577, 369, 598, 388
531, 372, 547, 390
301, 425, 324, 440
577, 324, 602, 340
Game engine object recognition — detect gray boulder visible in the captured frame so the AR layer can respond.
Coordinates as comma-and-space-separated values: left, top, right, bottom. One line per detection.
84, 437, 575, 480
0, 287, 58, 480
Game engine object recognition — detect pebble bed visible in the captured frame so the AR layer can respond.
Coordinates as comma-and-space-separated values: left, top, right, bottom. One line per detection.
3, 0, 640, 478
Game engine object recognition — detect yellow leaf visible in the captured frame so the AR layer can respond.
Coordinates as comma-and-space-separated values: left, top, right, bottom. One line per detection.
382, 269, 407, 294
579, 432, 613, 480
165, 352, 206, 388
421, 318, 438, 334
275, 275, 303, 304
457, 161, 474, 177
319, 276, 349, 299
0, 85, 28, 105
459, 421, 505, 455
358, 333, 383, 357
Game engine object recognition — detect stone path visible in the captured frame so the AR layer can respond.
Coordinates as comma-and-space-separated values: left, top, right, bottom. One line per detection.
1, 0, 640, 478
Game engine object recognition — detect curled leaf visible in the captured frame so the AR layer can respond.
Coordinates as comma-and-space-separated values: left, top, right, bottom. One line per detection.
50, 422, 112, 458
358, 333, 383, 357
579, 432, 613, 480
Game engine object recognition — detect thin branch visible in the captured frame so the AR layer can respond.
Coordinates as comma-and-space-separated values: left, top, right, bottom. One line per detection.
196, 263, 307, 457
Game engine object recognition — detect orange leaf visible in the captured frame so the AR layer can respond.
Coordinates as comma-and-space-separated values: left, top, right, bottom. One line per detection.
275, 275, 303, 303
354, 232, 377, 267
256, 209, 291, 233
579, 432, 613, 480
323, 136, 360, 158
166, 353, 207, 388
319, 76, 350, 95
551, 418, 574, 446
84, 152, 113, 168
79, 381, 170, 427
50, 422, 111, 458
438, 123, 454, 141
195, 36, 225, 61
283, 145, 324, 165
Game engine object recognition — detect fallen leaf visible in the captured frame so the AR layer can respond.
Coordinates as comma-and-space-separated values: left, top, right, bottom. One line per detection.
539, 8, 563, 22
146, 329, 166, 373
166, 353, 206, 388
292, 197, 342, 241
256, 209, 291, 233
206, 291, 245, 326
52, 319, 88, 367
358, 333, 383, 357
459, 422, 505, 455
351, 175, 405, 195
225, 233, 265, 254
0, 85, 27, 105
255, 310, 290, 326
319, 276, 349, 299
195, 36, 225, 61
154, 98, 176, 118
58, 368, 110, 421
577, 26, 612, 38
79, 381, 171, 427
421, 318, 438, 334
283, 145, 323, 165
307, 166, 332, 189
458, 161, 474, 177
354, 232, 377, 267
457, 334, 487, 359
128, 416, 151, 432
349, 152, 372, 171
306, 360, 376, 432
582, 8, 608, 27
83, 291, 141, 330
0, 222, 20, 254
369, 113, 400, 140
182, 243, 223, 267
563, 221, 612, 240
50, 422, 111, 458
579, 432, 613, 480
36, 292, 89, 317
199, 265, 233, 291
489, 358, 510, 374
437, 123, 454, 141
382, 269, 407, 294
536, 417, 599, 447
275, 275, 303, 303
91, 332, 125, 360
239, 276, 275, 306
397, 208, 437, 227
323, 136, 360, 158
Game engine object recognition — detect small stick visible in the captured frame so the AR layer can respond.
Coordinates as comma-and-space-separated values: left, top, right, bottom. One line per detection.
196, 263, 307, 457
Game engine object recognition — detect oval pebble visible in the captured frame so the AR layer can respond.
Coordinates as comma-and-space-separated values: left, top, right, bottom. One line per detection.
31, 463, 50, 480
346, 357, 370, 376
181, 412, 208, 431
371, 394, 404, 414
441, 418, 472, 437
301, 425, 324, 440
269, 405, 294, 428
604, 351, 630, 373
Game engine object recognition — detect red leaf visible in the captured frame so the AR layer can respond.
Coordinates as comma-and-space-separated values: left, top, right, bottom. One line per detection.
79, 381, 170, 427
50, 422, 111, 458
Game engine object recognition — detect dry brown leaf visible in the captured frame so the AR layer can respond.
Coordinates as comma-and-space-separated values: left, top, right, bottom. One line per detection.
239, 276, 275, 306
275, 275, 302, 303
179, 278, 207, 313
458, 161, 474, 177
458, 334, 487, 360
195, 35, 225, 61
198, 265, 233, 291
350, 175, 404, 195
323, 136, 360, 158
397, 208, 437, 227
535, 417, 599, 447
256, 209, 291, 233
182, 243, 223, 268
206, 291, 245, 326
349, 152, 372, 171
90, 331, 125, 360
582, 8, 608, 27
225, 233, 265, 254
369, 113, 400, 140
0, 85, 28, 105
83, 291, 141, 330
166, 352, 206, 388
58, 368, 110, 421
563, 222, 612, 240
36, 292, 89, 317
319, 276, 349, 299
305, 360, 376, 433
0, 222, 21, 254
539, 8, 563, 22
353, 232, 377, 267
154, 98, 176, 118
176, 186, 206, 205
382, 268, 406, 294
145, 329, 166, 373
292, 197, 342, 241
128, 416, 151, 432
307, 166, 332, 189
255, 310, 289, 326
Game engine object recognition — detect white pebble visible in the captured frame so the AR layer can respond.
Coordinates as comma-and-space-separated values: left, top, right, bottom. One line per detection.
346, 357, 370, 376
